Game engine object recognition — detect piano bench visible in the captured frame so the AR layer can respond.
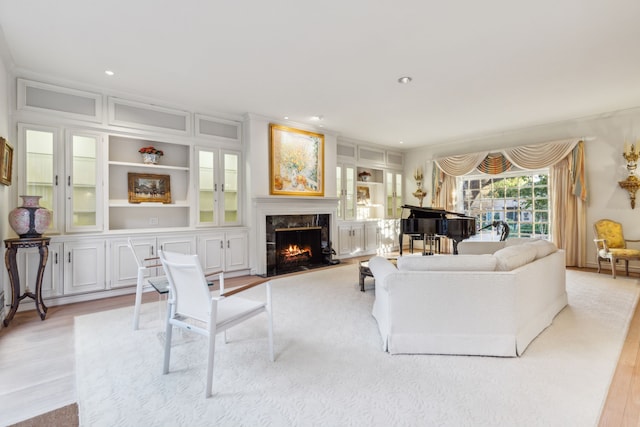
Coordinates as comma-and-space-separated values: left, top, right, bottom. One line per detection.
408, 235, 441, 255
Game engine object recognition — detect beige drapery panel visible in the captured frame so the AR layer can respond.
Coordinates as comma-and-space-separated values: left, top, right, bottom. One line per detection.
432, 139, 587, 264
435, 152, 489, 176
502, 138, 579, 170
550, 142, 587, 267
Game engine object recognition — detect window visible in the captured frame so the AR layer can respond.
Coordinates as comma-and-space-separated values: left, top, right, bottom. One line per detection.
460, 171, 550, 240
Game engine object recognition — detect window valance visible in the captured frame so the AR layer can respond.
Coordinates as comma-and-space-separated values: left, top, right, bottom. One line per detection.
434, 138, 582, 176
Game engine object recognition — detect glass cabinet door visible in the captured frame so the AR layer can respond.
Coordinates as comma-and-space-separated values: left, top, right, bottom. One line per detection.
197, 148, 241, 226
65, 131, 103, 232
22, 125, 60, 234
386, 171, 403, 218
222, 151, 240, 225
337, 164, 356, 220
198, 149, 216, 224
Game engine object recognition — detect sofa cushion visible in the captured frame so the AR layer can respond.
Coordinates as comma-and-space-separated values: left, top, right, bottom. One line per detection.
397, 254, 497, 271
493, 244, 538, 271
525, 239, 558, 259
456, 241, 505, 255
504, 237, 541, 247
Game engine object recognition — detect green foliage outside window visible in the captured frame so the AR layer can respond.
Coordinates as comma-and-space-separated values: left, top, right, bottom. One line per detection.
460, 172, 550, 239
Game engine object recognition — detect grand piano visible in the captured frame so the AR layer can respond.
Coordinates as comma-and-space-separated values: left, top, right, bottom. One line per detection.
399, 205, 477, 255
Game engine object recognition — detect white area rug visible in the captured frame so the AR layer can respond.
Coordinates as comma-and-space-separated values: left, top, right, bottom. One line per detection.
75, 265, 639, 427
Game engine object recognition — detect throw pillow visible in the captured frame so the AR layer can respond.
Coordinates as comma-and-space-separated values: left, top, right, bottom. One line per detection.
493, 244, 538, 271
525, 239, 558, 259
397, 254, 497, 271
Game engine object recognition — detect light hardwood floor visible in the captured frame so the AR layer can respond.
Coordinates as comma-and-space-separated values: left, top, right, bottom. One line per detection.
0, 267, 637, 426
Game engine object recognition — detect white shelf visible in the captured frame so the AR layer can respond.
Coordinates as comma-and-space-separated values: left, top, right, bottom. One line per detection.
109, 200, 189, 208
108, 161, 189, 171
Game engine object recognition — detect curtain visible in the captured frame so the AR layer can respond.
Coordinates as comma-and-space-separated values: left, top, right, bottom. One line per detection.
476, 153, 512, 174
435, 152, 488, 176
550, 141, 587, 267
502, 138, 578, 170
431, 164, 456, 210
433, 139, 587, 265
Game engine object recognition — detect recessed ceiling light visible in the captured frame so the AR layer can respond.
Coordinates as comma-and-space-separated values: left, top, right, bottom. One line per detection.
105, 70, 115, 76
311, 115, 323, 121
284, 116, 289, 120
397, 76, 412, 84
399, 141, 404, 144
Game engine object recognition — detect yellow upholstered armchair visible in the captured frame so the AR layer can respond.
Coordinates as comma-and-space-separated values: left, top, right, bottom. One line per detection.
593, 219, 640, 278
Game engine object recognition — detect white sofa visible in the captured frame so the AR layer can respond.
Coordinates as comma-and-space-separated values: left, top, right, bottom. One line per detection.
368, 239, 567, 357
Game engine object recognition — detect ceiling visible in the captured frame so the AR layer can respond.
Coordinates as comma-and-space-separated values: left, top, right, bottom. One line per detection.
1, 0, 640, 149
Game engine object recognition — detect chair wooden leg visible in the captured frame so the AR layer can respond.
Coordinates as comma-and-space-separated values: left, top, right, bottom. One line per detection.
626, 259, 630, 276
597, 258, 602, 273
612, 256, 617, 279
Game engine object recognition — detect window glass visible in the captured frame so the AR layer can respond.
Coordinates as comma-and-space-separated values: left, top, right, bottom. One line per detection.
460, 171, 550, 240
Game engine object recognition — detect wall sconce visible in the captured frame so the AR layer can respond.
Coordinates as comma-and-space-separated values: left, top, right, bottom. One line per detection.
412, 168, 427, 207
619, 143, 640, 209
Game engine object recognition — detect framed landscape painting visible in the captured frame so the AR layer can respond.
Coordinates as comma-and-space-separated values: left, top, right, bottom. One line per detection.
128, 173, 171, 204
269, 124, 324, 196
0, 137, 13, 186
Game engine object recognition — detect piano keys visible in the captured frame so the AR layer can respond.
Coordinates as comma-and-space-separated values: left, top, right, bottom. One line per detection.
399, 205, 476, 255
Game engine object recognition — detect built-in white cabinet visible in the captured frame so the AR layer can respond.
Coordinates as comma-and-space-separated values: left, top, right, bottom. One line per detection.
336, 219, 400, 259
196, 148, 241, 226
110, 235, 196, 289
62, 239, 106, 295
18, 242, 63, 299
108, 135, 190, 230
364, 222, 380, 252
197, 230, 249, 274
337, 223, 364, 256
336, 163, 356, 220
11, 81, 254, 306
20, 124, 105, 234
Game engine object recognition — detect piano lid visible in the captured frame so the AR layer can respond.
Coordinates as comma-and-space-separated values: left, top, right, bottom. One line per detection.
401, 205, 473, 218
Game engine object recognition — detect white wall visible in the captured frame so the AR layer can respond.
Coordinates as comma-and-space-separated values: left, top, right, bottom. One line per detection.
245, 114, 337, 199
243, 114, 338, 273
0, 50, 9, 315
405, 107, 640, 270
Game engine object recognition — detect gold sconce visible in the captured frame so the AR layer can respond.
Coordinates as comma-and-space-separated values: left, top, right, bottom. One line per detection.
619, 143, 640, 209
412, 168, 427, 207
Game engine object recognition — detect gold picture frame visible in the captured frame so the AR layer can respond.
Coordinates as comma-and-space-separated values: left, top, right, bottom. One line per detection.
128, 173, 171, 204
357, 186, 370, 205
0, 137, 13, 186
269, 124, 324, 196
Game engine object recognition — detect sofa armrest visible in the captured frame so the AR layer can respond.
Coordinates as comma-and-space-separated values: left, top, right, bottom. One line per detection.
368, 256, 397, 285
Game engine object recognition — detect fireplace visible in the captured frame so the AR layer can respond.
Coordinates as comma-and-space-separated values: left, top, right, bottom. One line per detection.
253, 196, 339, 276
266, 214, 330, 276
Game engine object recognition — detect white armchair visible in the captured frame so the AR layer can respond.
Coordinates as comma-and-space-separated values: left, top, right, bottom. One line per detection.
159, 250, 274, 397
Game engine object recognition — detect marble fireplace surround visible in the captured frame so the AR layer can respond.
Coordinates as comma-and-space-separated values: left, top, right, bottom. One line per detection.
252, 196, 339, 275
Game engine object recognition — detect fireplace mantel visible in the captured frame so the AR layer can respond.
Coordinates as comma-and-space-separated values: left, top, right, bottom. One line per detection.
252, 196, 339, 275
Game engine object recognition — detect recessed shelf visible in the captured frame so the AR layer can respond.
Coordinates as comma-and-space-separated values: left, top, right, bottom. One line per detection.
109, 200, 190, 208
108, 161, 189, 171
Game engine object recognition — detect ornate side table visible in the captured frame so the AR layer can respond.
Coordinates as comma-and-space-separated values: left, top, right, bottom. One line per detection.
3, 237, 50, 326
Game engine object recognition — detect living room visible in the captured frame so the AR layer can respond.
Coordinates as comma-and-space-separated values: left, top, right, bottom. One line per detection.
1, 1, 640, 426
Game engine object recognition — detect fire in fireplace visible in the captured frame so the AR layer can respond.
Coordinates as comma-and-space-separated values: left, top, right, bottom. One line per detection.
266, 214, 330, 276
275, 227, 322, 273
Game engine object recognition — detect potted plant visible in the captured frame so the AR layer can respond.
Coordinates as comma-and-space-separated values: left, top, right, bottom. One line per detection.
139, 146, 164, 164
358, 170, 371, 182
